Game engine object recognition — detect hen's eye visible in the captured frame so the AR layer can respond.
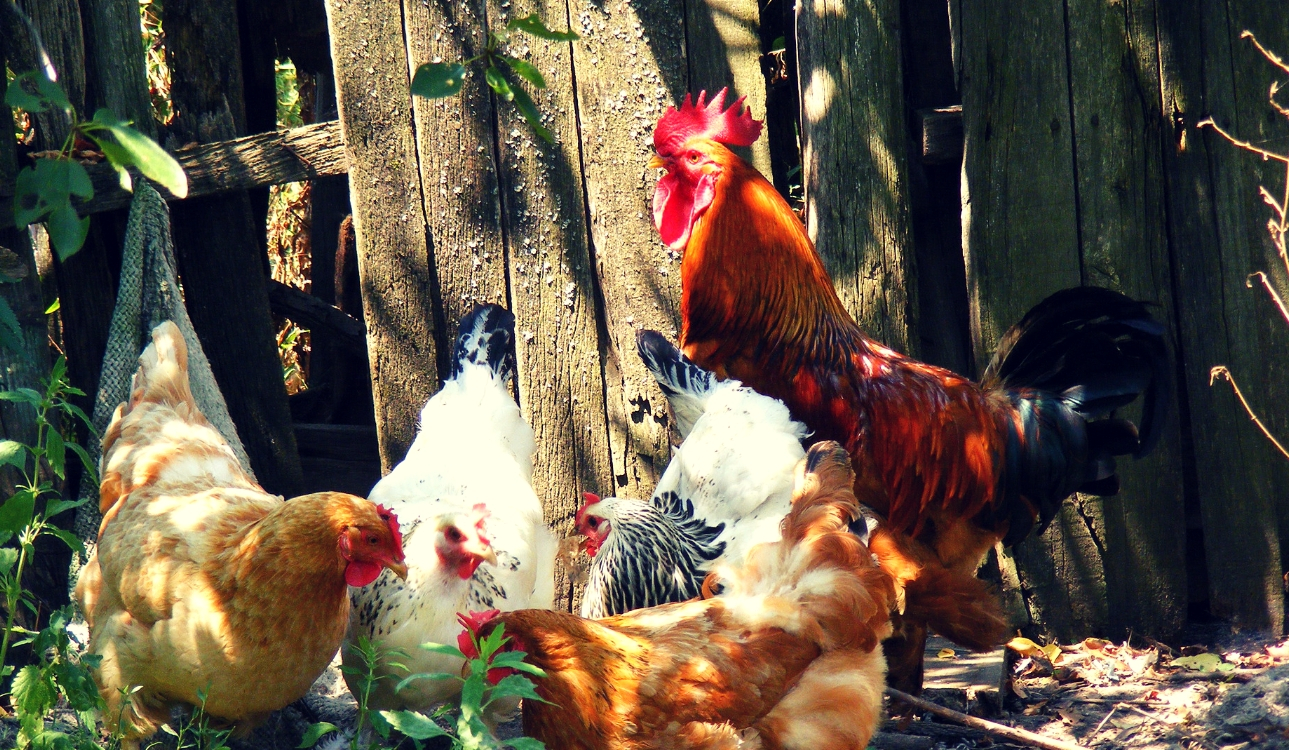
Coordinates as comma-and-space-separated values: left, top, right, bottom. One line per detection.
367, 534, 379, 545
446, 528, 464, 543
687, 152, 701, 164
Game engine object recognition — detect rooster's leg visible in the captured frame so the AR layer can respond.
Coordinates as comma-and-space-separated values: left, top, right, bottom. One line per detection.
882, 616, 927, 711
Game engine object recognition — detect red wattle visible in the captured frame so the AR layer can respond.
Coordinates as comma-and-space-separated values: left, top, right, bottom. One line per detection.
345, 559, 382, 587
653, 172, 715, 251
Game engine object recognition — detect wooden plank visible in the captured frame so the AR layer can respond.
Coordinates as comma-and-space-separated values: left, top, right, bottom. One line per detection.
795, 0, 916, 354
0, 121, 348, 226
565, 0, 688, 497
80, 0, 154, 138
919, 107, 963, 166
684, 0, 772, 178
480, 0, 616, 612
325, 0, 440, 470
1152, 0, 1285, 632
1062, 0, 1187, 640
957, 0, 1105, 641
165, 0, 305, 497
14, 0, 84, 150
401, 0, 508, 370
266, 279, 366, 356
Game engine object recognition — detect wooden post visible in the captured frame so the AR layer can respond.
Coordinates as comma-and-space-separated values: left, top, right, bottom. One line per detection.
795, 0, 916, 353
564, 0, 688, 497
956, 0, 1107, 641
1153, 0, 1286, 633
165, 0, 305, 496
1062, 0, 1187, 640
324, 0, 440, 470
80, 0, 154, 138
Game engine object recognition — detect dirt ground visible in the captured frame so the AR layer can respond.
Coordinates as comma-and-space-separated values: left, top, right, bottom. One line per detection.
878, 627, 1289, 750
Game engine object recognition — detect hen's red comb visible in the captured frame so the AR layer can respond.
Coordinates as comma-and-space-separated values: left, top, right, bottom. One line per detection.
376, 503, 404, 558
458, 609, 502, 634
575, 492, 600, 526
653, 88, 763, 157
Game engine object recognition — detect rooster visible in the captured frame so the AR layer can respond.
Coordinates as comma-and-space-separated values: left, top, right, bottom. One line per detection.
342, 304, 557, 716
468, 442, 895, 750
579, 331, 1006, 649
647, 89, 1171, 692
74, 322, 407, 747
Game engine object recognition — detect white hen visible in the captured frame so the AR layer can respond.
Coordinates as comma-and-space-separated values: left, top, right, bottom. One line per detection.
343, 304, 557, 711
576, 330, 808, 618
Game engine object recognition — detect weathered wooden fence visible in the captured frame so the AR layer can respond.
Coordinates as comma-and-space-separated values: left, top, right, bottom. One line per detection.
4, 0, 1288, 638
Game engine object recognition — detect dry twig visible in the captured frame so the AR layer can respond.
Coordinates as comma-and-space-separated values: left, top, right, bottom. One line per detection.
886, 687, 1087, 750
1209, 367, 1289, 461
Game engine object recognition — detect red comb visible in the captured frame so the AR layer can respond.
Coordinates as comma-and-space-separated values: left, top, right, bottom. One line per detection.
458, 609, 501, 634
376, 504, 404, 558
575, 492, 600, 526
653, 88, 763, 157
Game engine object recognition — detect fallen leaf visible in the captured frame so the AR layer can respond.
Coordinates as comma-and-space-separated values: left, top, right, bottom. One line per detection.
1042, 643, 1062, 662
1007, 636, 1045, 658
1170, 653, 1223, 672
937, 648, 957, 659
1082, 638, 1112, 651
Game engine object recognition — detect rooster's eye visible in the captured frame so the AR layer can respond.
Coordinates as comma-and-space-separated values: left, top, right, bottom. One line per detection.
687, 152, 701, 164
367, 534, 379, 545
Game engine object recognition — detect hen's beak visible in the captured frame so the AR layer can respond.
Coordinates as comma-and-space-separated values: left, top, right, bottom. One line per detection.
467, 541, 499, 568
648, 155, 666, 170
386, 559, 409, 580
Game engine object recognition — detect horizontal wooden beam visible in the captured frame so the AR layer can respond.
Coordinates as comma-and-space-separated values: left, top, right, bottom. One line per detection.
265, 279, 367, 357
0, 120, 348, 227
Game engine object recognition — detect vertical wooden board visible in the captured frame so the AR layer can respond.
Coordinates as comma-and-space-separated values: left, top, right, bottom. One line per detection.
795, 0, 915, 353
325, 0, 440, 470
16, 0, 85, 149
565, 0, 688, 497
1154, 0, 1284, 632
403, 0, 509, 355
684, 0, 772, 178
957, 0, 1105, 637
1218, 5, 1289, 560
1063, 0, 1186, 639
480, 0, 616, 611
1012, 500, 1109, 642
81, 0, 154, 136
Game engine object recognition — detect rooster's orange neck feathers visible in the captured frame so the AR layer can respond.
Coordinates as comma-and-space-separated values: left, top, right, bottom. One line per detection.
678, 145, 874, 376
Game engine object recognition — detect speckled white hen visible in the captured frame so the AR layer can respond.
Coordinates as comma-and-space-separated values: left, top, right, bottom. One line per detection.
342, 304, 556, 713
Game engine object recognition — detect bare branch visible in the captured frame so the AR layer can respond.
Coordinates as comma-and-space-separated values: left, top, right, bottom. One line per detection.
1248, 272, 1289, 326
1243, 30, 1289, 75
1210, 366, 1289, 461
886, 688, 1088, 750
1197, 118, 1289, 164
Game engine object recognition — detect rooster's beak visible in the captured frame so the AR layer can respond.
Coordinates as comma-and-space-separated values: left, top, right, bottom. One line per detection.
386, 560, 409, 580
647, 155, 666, 170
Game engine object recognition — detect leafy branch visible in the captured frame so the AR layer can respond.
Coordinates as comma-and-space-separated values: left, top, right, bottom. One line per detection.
411, 13, 578, 143
1199, 30, 1289, 461
5, 70, 188, 262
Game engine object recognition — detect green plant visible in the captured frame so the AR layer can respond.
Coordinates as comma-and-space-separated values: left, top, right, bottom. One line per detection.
411, 13, 578, 143
305, 625, 547, 750
155, 687, 232, 750
4, 70, 188, 262
0, 357, 99, 748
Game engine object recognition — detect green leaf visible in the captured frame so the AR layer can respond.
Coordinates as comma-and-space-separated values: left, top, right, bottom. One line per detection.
44, 298, 60, 314
485, 674, 545, 706
0, 489, 37, 534
45, 528, 86, 559
0, 297, 24, 358
46, 202, 90, 261
378, 711, 448, 740
410, 62, 466, 99
88, 109, 188, 198
14, 165, 54, 228
65, 161, 93, 200
504, 738, 547, 750
45, 429, 66, 479
0, 546, 18, 574
508, 82, 553, 143
506, 13, 579, 41
484, 66, 514, 102
0, 439, 27, 471
52, 662, 100, 712
5, 71, 71, 113
1170, 652, 1223, 672
66, 443, 97, 487
418, 642, 467, 659
296, 722, 338, 748
460, 674, 486, 712
501, 57, 546, 89
488, 652, 547, 678
0, 388, 42, 405
12, 664, 57, 717
43, 496, 87, 520
394, 671, 458, 695
770, 36, 787, 52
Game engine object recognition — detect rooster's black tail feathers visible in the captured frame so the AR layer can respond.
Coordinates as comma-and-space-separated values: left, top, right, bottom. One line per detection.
982, 287, 1172, 544
451, 304, 516, 381
637, 330, 715, 399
